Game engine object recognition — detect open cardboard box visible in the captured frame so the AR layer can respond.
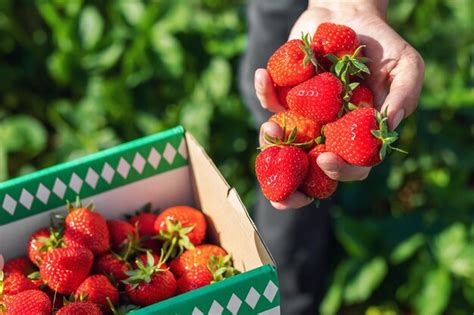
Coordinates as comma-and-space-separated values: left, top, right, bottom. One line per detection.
0, 126, 280, 315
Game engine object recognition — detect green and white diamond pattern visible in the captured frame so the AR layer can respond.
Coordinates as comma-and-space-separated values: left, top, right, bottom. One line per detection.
0, 128, 188, 225
190, 280, 279, 315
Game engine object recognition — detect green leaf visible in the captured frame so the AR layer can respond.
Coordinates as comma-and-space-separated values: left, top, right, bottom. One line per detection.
390, 233, 425, 264
414, 267, 451, 315
82, 42, 125, 70
334, 215, 378, 257
450, 244, 474, 280
0, 116, 47, 154
119, 0, 145, 26
343, 257, 387, 303
320, 259, 356, 315
202, 58, 231, 101
434, 223, 467, 270
79, 5, 103, 50
150, 25, 184, 78
463, 282, 474, 305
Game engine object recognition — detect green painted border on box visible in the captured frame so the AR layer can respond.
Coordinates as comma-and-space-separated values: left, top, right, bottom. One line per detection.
0, 126, 188, 225
131, 264, 280, 315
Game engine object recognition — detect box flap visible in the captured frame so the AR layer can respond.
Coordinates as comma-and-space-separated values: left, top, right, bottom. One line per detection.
185, 132, 275, 270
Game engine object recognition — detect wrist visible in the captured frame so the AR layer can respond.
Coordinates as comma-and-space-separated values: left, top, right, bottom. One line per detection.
308, 0, 388, 20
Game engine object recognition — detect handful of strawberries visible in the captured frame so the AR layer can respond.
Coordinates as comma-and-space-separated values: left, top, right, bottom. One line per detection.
0, 200, 237, 314
256, 22, 405, 203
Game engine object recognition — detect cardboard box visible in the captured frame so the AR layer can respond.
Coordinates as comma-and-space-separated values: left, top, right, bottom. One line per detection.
0, 126, 280, 315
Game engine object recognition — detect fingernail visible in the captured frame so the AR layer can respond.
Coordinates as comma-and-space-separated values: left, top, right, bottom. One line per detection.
392, 110, 404, 130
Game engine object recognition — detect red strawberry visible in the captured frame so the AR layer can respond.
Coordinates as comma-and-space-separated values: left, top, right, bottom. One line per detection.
170, 244, 227, 278
56, 301, 102, 315
276, 85, 292, 108
1, 273, 37, 297
40, 247, 93, 294
129, 212, 157, 237
75, 275, 119, 311
287, 72, 343, 125
107, 220, 135, 251
349, 85, 374, 108
300, 145, 338, 199
3, 256, 36, 276
177, 265, 213, 293
177, 253, 237, 293
123, 252, 177, 306
28, 227, 63, 267
267, 35, 317, 86
63, 200, 110, 255
255, 145, 309, 202
28, 228, 50, 267
94, 253, 129, 282
269, 111, 321, 144
324, 107, 403, 166
154, 206, 207, 259
3, 290, 51, 315
312, 22, 359, 57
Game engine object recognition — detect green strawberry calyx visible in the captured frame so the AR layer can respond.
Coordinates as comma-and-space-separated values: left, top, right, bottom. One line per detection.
371, 108, 408, 160
122, 251, 168, 289
155, 219, 195, 262
66, 196, 95, 213
63, 292, 89, 305
299, 32, 320, 71
327, 45, 371, 111
36, 228, 64, 260
207, 254, 239, 284
260, 116, 315, 150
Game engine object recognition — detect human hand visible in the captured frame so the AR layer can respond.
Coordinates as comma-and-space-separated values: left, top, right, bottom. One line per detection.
256, 0, 424, 209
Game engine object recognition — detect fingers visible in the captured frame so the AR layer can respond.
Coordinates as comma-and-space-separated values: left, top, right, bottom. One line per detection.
254, 68, 287, 113
317, 152, 371, 181
259, 122, 283, 147
381, 50, 425, 130
270, 191, 314, 210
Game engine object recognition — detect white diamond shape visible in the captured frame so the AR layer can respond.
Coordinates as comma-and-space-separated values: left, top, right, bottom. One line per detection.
191, 307, 203, 315
101, 163, 115, 184
258, 306, 281, 315
227, 294, 242, 315
132, 153, 146, 174
85, 168, 99, 189
147, 148, 161, 169
263, 280, 278, 303
19, 189, 34, 210
117, 158, 131, 179
245, 287, 261, 309
2, 194, 17, 215
178, 138, 188, 159
36, 184, 50, 205
52, 178, 67, 199
208, 300, 224, 315
69, 173, 83, 194
163, 143, 176, 165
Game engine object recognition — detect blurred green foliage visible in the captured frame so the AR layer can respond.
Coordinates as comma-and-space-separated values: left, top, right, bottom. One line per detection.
0, 0, 473, 314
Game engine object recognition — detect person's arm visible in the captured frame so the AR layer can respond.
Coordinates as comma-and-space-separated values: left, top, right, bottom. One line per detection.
255, 0, 424, 210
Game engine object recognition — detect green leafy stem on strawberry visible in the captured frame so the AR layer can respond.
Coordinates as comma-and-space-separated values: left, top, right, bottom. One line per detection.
327, 45, 371, 111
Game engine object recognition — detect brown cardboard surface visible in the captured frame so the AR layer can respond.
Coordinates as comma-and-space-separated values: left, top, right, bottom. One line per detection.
185, 132, 275, 272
